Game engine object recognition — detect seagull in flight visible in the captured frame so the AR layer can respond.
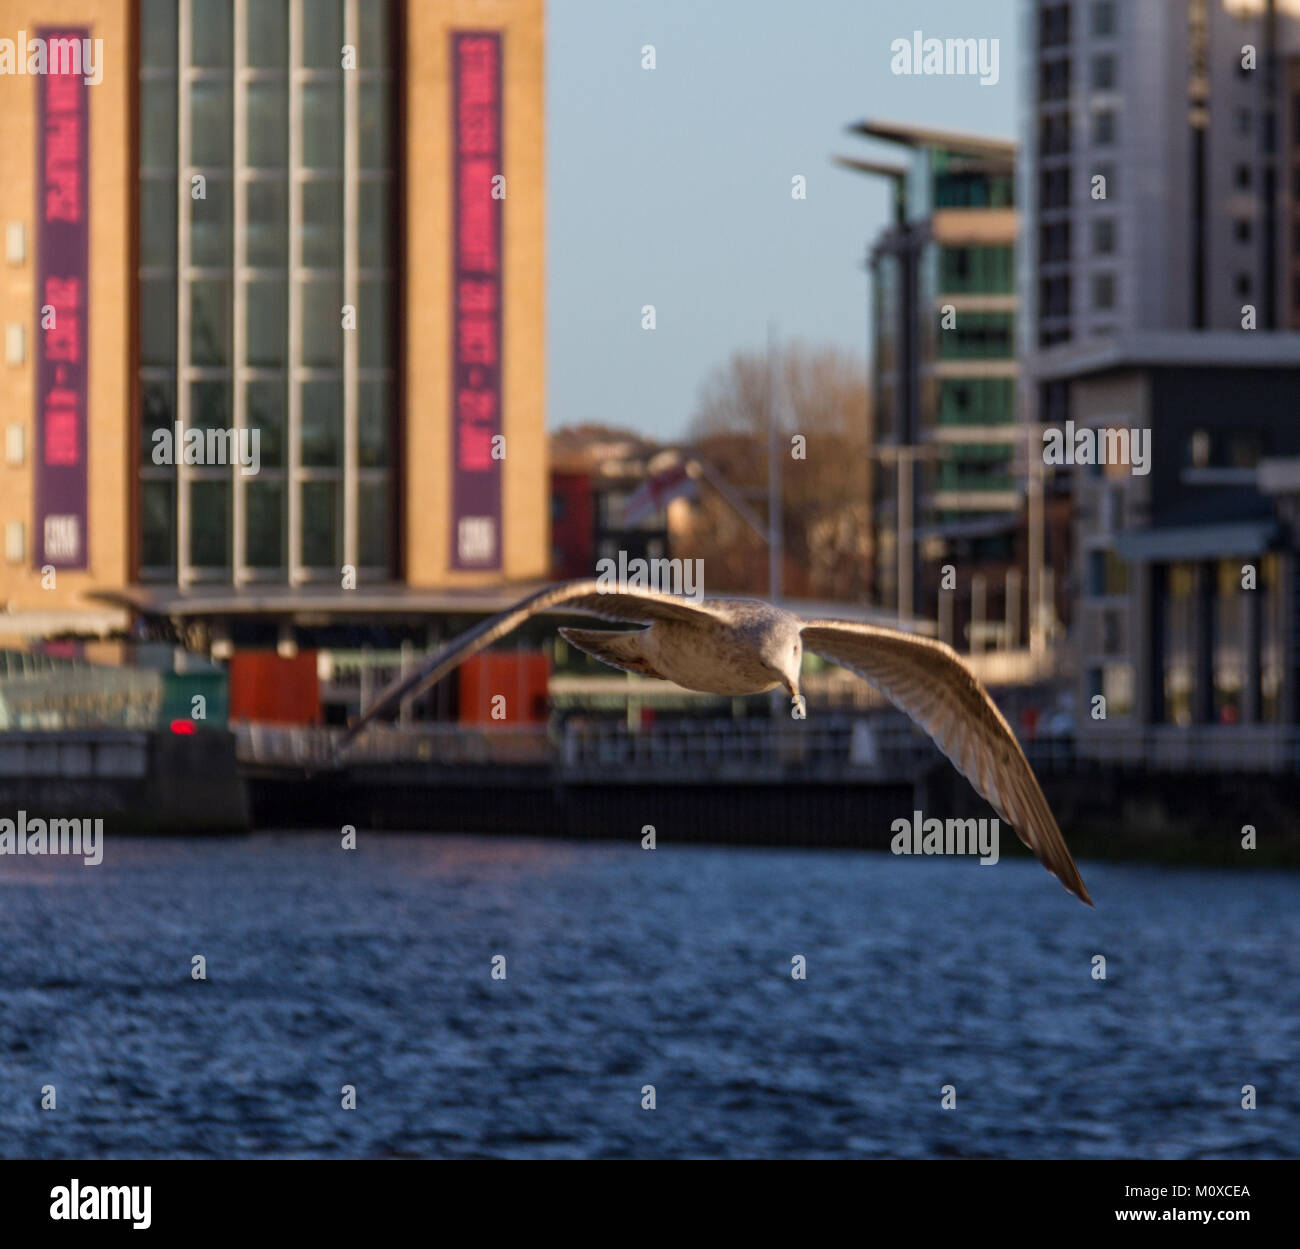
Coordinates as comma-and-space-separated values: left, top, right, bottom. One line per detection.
341, 580, 1092, 906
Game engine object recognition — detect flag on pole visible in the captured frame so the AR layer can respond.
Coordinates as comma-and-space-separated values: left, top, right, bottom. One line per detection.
621, 463, 697, 526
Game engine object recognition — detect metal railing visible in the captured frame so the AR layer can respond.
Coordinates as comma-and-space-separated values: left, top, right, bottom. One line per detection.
234, 714, 946, 779
232, 713, 1300, 778
0, 651, 163, 731
557, 715, 940, 779
233, 720, 554, 769
322, 645, 1065, 715
1071, 724, 1300, 773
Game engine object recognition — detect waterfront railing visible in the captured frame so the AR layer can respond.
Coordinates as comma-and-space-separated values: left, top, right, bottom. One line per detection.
232, 714, 1300, 779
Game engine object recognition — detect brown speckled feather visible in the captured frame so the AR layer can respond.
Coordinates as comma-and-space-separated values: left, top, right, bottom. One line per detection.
800, 621, 1092, 906
338, 578, 1091, 906
340, 580, 722, 748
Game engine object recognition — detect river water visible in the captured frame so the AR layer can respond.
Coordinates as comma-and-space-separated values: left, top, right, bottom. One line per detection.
0, 833, 1295, 1158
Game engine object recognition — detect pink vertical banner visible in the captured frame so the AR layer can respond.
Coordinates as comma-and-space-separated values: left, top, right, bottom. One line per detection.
34, 28, 91, 570
450, 31, 503, 571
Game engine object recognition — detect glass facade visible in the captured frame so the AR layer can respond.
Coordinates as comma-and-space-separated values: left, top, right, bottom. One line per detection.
1087, 548, 1128, 598
1163, 562, 1196, 726
1212, 559, 1244, 724
926, 154, 1017, 512
1146, 550, 1287, 727
938, 245, 1014, 294
933, 165, 1014, 209
867, 134, 1019, 618
137, 0, 396, 584
936, 313, 1016, 359
1262, 552, 1284, 723
935, 445, 1016, 494
871, 250, 901, 607
936, 378, 1015, 426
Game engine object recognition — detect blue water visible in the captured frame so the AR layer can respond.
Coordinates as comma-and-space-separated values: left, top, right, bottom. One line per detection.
0, 833, 1296, 1159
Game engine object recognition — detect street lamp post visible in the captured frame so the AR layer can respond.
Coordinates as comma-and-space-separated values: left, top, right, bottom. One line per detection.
870, 442, 940, 626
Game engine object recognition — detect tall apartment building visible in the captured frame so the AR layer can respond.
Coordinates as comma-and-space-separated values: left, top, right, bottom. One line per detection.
1021, 0, 1300, 755
0, 0, 548, 645
1023, 0, 1300, 350
840, 122, 1030, 648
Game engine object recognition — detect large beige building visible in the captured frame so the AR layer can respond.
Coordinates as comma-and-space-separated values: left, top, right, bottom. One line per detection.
0, 0, 548, 644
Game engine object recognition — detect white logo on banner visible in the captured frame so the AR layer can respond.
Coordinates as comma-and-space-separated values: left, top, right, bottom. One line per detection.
458, 516, 496, 564
43, 514, 79, 561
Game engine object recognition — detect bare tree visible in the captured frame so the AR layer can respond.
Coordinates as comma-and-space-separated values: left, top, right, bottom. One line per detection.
681, 342, 872, 601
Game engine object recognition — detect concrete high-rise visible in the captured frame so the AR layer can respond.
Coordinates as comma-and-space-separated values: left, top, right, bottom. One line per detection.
1021, 0, 1300, 757
1022, 0, 1300, 350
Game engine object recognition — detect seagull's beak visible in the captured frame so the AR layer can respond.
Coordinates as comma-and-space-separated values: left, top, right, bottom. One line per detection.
784, 675, 801, 701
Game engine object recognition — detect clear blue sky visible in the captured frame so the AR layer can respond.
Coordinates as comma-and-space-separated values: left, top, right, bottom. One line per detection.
546, 0, 1021, 440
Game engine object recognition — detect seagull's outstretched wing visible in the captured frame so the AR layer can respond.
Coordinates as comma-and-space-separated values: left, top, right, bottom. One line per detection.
340, 580, 722, 749
799, 620, 1092, 906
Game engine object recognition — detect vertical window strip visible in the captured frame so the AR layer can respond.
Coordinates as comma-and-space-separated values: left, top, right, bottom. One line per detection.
233, 0, 248, 581
177, 0, 193, 584
343, 0, 360, 573
288, 0, 304, 582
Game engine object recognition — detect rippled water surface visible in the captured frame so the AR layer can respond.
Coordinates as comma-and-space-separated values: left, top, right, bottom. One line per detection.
0, 833, 1296, 1158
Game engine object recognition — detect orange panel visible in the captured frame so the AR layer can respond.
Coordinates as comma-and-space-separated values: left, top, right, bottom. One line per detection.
229, 651, 320, 725
458, 651, 549, 724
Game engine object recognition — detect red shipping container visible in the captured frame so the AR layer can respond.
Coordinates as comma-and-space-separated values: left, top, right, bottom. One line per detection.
458, 651, 550, 724
229, 651, 320, 724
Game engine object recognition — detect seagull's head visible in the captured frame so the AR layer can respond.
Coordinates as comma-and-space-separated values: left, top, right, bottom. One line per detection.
762, 623, 803, 701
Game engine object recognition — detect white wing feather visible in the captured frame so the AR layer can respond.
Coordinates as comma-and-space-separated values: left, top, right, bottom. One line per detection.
341, 580, 722, 748
800, 620, 1092, 906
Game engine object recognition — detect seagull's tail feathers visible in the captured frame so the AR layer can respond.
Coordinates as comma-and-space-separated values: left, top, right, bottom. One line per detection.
338, 578, 720, 753
558, 627, 665, 680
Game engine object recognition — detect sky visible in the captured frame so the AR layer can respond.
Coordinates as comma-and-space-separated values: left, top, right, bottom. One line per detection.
546, 0, 1022, 441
